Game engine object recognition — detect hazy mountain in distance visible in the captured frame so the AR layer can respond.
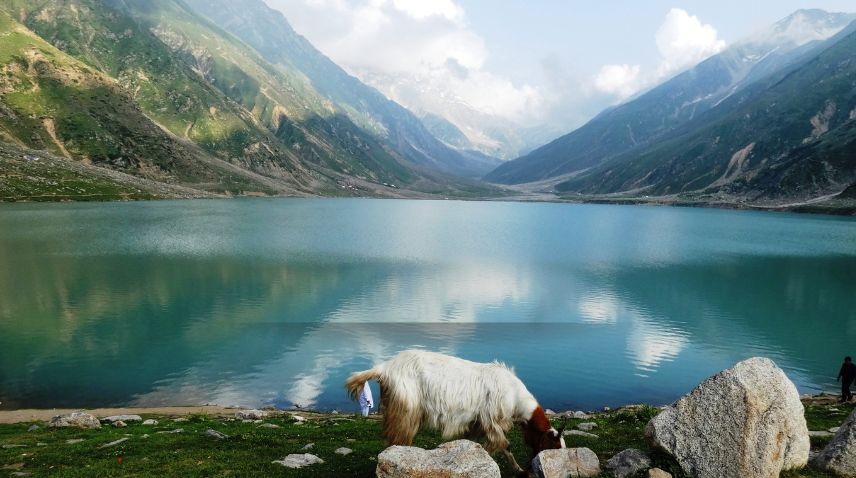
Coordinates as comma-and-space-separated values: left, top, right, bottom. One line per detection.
486, 9, 856, 185
352, 68, 554, 160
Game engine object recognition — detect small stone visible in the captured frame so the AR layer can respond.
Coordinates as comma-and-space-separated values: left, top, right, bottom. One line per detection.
103, 415, 142, 423
291, 415, 307, 422
573, 411, 591, 419
26, 425, 39, 432
603, 406, 611, 412
563, 430, 599, 439
36, 443, 47, 447
809, 430, 834, 438
113, 420, 127, 428
606, 449, 651, 478
829, 427, 841, 433
141, 434, 149, 438
545, 409, 556, 415
65, 439, 85, 444
202, 429, 228, 440
142, 419, 159, 426
648, 468, 672, 478
272, 453, 324, 469
48, 412, 101, 429
577, 422, 598, 431
173, 417, 189, 423
532, 447, 600, 478
302, 443, 315, 451
2, 444, 27, 449
156, 428, 183, 434
258, 423, 280, 429
335, 447, 353, 456
99, 437, 129, 449
10, 473, 32, 477
331, 410, 339, 415
346, 438, 356, 442
236, 409, 268, 420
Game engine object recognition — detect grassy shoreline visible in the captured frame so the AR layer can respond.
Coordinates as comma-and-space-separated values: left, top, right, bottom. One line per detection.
1, 396, 852, 477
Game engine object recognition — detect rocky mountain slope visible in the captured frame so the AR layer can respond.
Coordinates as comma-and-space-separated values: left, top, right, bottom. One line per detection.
554, 23, 856, 203
486, 10, 856, 189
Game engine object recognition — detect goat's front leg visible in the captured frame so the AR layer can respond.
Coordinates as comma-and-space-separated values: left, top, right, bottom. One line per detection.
501, 446, 529, 477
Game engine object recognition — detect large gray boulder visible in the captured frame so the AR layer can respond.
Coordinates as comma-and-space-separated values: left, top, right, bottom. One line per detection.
531, 447, 600, 478
646, 357, 809, 478
376, 440, 499, 478
48, 412, 101, 429
606, 448, 651, 478
813, 408, 856, 475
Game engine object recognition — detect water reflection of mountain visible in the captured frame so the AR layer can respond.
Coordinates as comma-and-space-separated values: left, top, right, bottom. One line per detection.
600, 254, 856, 393
0, 248, 396, 408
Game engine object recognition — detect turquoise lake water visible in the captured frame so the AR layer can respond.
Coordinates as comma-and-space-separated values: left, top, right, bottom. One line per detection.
1, 198, 855, 411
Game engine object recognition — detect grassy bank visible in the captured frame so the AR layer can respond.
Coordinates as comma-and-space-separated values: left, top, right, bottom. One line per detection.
0, 398, 852, 477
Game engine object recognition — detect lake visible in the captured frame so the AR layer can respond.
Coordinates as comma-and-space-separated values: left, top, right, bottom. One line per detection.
1, 198, 855, 412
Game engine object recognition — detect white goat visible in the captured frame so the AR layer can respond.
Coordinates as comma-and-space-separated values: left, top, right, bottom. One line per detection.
346, 349, 565, 473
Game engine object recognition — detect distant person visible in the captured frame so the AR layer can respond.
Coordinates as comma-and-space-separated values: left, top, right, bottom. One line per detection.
359, 382, 373, 416
838, 356, 856, 402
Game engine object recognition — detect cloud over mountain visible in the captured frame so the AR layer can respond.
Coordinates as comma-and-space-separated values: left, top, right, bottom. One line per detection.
595, 8, 726, 98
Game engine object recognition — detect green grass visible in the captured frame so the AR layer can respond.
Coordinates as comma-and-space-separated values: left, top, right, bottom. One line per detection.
2, 400, 851, 477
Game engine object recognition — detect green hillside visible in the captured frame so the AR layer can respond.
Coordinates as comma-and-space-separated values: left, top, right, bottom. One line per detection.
0, 10, 289, 195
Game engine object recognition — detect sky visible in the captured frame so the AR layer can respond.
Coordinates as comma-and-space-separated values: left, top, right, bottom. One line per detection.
264, 0, 856, 130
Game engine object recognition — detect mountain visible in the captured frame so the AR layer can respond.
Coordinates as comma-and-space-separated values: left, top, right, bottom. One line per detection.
555, 24, 856, 201
486, 10, 856, 185
0, 7, 298, 196
0, 0, 501, 201
180, 0, 500, 179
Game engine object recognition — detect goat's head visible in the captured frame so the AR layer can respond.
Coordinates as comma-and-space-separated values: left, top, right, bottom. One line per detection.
521, 406, 566, 455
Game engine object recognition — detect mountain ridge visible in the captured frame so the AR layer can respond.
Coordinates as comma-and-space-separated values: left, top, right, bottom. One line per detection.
486, 9, 856, 186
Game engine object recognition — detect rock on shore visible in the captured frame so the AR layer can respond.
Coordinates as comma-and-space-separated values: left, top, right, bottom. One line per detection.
48, 412, 101, 429
813, 408, 856, 474
646, 357, 809, 478
376, 440, 499, 478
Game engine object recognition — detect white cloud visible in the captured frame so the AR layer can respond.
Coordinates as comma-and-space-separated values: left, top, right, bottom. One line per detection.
593, 64, 642, 99
264, 0, 539, 121
655, 8, 726, 77
594, 8, 725, 99
390, 0, 464, 23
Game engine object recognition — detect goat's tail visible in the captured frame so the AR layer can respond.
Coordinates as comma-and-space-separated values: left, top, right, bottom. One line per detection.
346, 367, 381, 401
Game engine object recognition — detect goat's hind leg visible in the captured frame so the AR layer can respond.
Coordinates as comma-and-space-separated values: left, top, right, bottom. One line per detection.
382, 397, 421, 446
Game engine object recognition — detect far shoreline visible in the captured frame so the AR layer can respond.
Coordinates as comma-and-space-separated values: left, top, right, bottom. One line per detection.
0, 392, 842, 425
2, 191, 856, 218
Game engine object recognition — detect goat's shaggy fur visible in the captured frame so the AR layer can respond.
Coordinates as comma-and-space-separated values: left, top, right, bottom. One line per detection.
346, 349, 563, 471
